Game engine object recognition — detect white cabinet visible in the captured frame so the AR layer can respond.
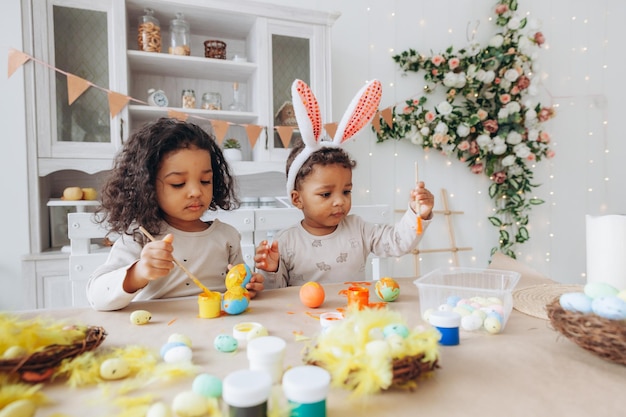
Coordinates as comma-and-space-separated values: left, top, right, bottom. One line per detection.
21, 0, 339, 308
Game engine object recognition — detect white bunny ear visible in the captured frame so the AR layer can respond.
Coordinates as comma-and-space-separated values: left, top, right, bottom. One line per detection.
333, 80, 382, 145
291, 79, 322, 147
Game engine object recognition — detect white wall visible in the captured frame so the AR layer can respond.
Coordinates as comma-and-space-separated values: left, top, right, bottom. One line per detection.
0, 0, 29, 310
2, 0, 624, 309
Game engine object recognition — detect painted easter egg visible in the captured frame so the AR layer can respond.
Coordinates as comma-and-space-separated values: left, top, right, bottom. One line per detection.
223, 286, 250, 315
559, 292, 593, 314
299, 281, 325, 308
192, 373, 223, 398
130, 310, 152, 325
163, 345, 193, 363
584, 282, 619, 299
225, 263, 252, 290
214, 334, 238, 353
591, 295, 626, 320
100, 358, 131, 380
375, 277, 400, 302
171, 391, 211, 417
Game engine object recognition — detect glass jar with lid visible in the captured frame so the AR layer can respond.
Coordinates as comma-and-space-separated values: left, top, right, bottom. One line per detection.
201, 92, 222, 110
137, 8, 161, 53
181, 89, 196, 109
169, 12, 190, 56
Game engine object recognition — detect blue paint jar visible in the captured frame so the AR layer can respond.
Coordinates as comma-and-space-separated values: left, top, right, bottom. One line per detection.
222, 369, 272, 417
282, 365, 331, 417
428, 311, 462, 346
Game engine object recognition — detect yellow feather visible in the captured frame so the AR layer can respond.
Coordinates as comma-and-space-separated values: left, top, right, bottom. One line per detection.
0, 375, 48, 408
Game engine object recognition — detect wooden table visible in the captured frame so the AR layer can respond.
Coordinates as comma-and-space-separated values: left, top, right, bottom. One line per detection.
9, 256, 625, 417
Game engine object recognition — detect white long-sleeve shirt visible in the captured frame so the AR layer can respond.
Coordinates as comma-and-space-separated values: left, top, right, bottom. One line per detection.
86, 220, 243, 311
264, 207, 430, 288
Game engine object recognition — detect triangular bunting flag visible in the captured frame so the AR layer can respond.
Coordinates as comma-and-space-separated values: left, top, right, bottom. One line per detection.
168, 110, 188, 121
8, 48, 31, 78
372, 111, 381, 133
275, 126, 294, 148
67, 74, 91, 105
245, 124, 263, 149
324, 122, 338, 139
381, 107, 393, 128
211, 119, 230, 144
108, 91, 130, 118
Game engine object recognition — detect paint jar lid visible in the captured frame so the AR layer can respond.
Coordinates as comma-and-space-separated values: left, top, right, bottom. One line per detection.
247, 336, 286, 361
222, 369, 272, 407
428, 311, 461, 328
282, 365, 331, 404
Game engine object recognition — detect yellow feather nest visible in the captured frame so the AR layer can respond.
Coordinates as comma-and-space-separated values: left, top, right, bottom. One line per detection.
303, 307, 440, 397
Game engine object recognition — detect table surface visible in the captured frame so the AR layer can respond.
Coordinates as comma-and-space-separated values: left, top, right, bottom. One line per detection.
11, 255, 626, 417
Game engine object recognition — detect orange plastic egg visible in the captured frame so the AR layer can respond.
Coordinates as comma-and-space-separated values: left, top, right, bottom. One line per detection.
375, 277, 400, 302
299, 281, 325, 308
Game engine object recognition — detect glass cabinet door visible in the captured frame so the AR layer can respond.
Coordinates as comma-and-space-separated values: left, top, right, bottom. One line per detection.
33, 0, 127, 161
267, 20, 332, 155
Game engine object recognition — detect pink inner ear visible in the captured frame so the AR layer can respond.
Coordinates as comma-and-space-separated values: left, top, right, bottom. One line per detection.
340, 82, 382, 143
295, 80, 322, 141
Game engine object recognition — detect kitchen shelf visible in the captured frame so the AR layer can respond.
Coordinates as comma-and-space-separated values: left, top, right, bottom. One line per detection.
127, 50, 257, 81
128, 105, 258, 124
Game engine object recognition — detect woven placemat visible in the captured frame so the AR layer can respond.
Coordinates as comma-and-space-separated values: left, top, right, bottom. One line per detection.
513, 284, 584, 320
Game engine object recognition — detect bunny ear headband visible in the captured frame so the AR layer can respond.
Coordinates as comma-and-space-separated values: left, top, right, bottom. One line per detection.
286, 78, 382, 196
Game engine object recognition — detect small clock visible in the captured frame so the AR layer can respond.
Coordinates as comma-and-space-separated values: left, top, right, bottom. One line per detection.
147, 88, 169, 107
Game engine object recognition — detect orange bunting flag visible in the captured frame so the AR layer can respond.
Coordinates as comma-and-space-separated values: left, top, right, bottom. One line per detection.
211, 119, 230, 144
8, 48, 31, 78
245, 124, 263, 149
168, 110, 188, 121
381, 107, 394, 128
108, 91, 130, 118
372, 111, 381, 133
324, 122, 338, 139
275, 126, 294, 148
67, 74, 91, 105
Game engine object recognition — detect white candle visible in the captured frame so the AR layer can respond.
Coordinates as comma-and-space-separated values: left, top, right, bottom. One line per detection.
585, 214, 626, 290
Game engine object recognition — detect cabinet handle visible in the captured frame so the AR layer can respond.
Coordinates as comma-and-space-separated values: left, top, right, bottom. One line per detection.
244, 218, 251, 224
71, 222, 80, 229
258, 217, 265, 223
75, 265, 83, 271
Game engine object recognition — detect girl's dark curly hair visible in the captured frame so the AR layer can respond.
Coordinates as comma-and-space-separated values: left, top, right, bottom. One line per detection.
285, 141, 356, 191
97, 118, 239, 240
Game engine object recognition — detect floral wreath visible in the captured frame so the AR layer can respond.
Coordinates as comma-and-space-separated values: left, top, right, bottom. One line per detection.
373, 0, 555, 259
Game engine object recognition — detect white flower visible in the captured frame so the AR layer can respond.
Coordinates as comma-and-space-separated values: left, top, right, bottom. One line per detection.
508, 165, 524, 176
506, 131, 523, 145
489, 35, 504, 48
443, 72, 466, 88
467, 64, 478, 78
498, 108, 509, 120
476, 134, 492, 148
527, 129, 539, 141
407, 126, 423, 145
434, 121, 449, 134
502, 154, 516, 167
456, 123, 470, 137
514, 143, 531, 158
436, 101, 453, 116
483, 70, 496, 84
504, 69, 520, 82
518, 36, 534, 55
492, 143, 508, 155
508, 16, 522, 30
506, 101, 521, 114
525, 108, 537, 121
420, 127, 430, 136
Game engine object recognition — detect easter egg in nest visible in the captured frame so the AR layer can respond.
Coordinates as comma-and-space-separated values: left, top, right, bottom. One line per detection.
375, 277, 400, 302
299, 281, 325, 308
225, 263, 252, 289
223, 286, 250, 315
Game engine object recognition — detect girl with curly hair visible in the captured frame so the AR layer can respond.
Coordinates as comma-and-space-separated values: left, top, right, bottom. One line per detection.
87, 118, 264, 311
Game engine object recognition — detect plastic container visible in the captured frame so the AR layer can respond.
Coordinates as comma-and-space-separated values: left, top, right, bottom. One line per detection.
282, 366, 331, 417
414, 267, 520, 332
137, 8, 161, 53
169, 12, 190, 55
222, 369, 272, 417
247, 336, 286, 384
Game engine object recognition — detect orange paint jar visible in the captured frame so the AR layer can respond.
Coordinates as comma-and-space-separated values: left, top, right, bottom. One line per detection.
340, 286, 370, 310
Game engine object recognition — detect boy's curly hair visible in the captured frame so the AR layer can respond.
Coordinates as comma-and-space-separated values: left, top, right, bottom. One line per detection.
97, 118, 239, 240
285, 141, 356, 191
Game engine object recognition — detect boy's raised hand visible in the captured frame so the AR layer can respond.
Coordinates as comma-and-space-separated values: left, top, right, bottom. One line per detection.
254, 240, 280, 273
411, 182, 435, 220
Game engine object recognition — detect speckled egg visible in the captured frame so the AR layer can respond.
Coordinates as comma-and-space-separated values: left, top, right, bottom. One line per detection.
223, 286, 250, 315
171, 391, 210, 417
591, 295, 626, 320
461, 314, 483, 331
130, 310, 152, 325
225, 263, 253, 289
214, 334, 238, 352
559, 292, 593, 314
299, 281, 325, 308
483, 315, 502, 334
383, 323, 410, 339
375, 277, 400, 302
584, 282, 619, 299
100, 358, 131, 380
192, 373, 223, 398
